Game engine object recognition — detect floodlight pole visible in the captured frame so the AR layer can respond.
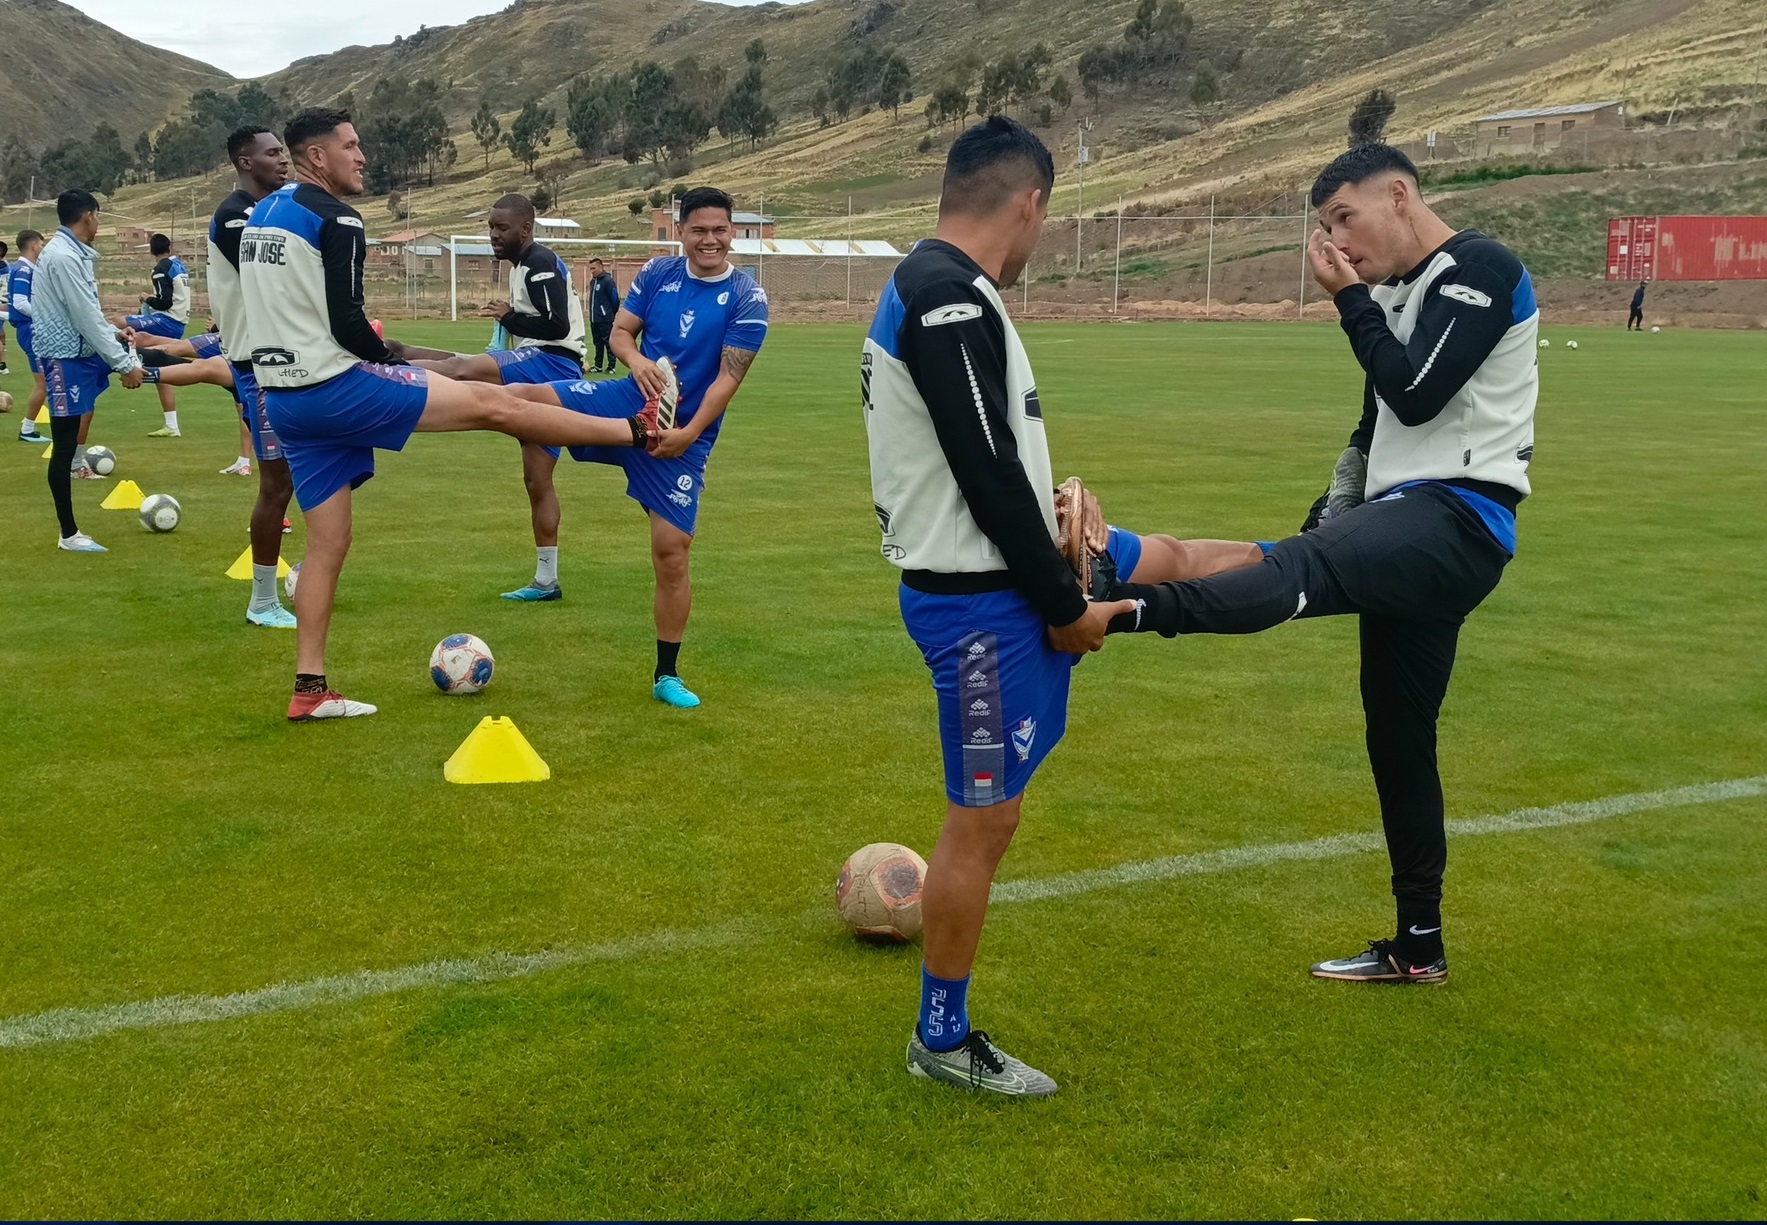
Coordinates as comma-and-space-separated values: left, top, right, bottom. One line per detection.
1113, 206, 1122, 315
1298, 203, 1309, 319
450, 235, 459, 321
846, 196, 853, 308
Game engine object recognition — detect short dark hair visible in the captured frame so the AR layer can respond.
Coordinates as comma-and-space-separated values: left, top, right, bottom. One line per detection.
1310, 143, 1420, 208
940, 115, 1055, 218
150, 233, 171, 255
17, 230, 43, 251
588, 256, 604, 266
0, 241, 7, 258
227, 124, 276, 162
677, 186, 734, 224
284, 107, 352, 158
57, 189, 99, 226
491, 192, 535, 222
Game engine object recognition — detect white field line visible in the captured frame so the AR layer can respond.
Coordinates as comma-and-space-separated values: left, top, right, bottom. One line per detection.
2, 776, 1761, 1051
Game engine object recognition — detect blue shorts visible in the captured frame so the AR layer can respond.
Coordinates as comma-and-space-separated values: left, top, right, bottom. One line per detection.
1105, 526, 1143, 582
125, 313, 186, 340
900, 585, 1076, 807
492, 347, 581, 384
233, 363, 281, 464
264, 362, 429, 511
43, 355, 112, 418
553, 377, 708, 537
16, 331, 40, 374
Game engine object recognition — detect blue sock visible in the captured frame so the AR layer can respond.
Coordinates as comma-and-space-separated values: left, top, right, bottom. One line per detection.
917, 966, 971, 1052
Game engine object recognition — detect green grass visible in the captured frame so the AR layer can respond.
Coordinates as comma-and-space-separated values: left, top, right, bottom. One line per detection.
1, 321, 1763, 1219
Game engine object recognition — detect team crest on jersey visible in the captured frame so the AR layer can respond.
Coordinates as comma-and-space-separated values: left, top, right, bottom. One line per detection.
717, 291, 729, 305
679, 309, 696, 339
1011, 718, 1036, 762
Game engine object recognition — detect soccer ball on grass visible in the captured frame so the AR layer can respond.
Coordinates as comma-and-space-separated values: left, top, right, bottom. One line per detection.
430, 633, 495, 694
836, 842, 928, 942
139, 493, 180, 532
84, 445, 116, 475
1565, 340, 1579, 350
0, 391, 13, 410
1538, 338, 1550, 348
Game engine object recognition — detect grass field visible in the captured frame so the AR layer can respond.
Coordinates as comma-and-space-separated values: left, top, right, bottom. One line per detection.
0, 320, 1762, 1220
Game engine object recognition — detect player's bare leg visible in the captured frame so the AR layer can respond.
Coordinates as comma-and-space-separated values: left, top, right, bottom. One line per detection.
407, 351, 505, 382
1129, 533, 1263, 583
921, 796, 1022, 981
649, 514, 698, 707
150, 380, 179, 436
287, 486, 373, 720
503, 443, 564, 601
247, 459, 296, 626
413, 370, 646, 448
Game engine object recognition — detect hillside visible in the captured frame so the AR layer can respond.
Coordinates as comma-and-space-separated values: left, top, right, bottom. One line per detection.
0, 0, 232, 147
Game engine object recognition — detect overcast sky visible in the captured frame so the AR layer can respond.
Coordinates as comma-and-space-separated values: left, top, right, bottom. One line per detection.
65, 0, 799, 79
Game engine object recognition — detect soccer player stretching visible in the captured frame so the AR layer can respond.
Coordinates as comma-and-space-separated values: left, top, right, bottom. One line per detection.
862, 117, 1131, 1096
239, 108, 659, 721
117, 233, 190, 437
1106, 144, 1537, 984
500, 186, 767, 709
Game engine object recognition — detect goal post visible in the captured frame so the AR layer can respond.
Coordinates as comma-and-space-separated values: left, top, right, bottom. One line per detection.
448, 236, 684, 321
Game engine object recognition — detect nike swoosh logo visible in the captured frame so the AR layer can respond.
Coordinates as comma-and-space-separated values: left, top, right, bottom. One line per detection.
1409, 925, 1441, 936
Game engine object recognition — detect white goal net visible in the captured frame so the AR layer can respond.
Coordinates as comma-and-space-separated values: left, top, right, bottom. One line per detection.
447, 236, 684, 321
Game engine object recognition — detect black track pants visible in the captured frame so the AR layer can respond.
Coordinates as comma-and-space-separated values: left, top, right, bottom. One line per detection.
1120, 484, 1511, 923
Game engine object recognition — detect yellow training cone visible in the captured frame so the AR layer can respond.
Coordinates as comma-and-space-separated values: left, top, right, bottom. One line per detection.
225, 547, 292, 580
100, 479, 145, 510
34, 406, 49, 425
445, 716, 551, 784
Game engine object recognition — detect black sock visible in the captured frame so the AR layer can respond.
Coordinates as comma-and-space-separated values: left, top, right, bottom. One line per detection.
294, 673, 327, 694
655, 640, 681, 681
47, 416, 80, 538
1395, 899, 1444, 962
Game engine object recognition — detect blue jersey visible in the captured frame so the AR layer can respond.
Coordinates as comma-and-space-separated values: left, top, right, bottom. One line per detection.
5, 259, 30, 345
622, 255, 768, 446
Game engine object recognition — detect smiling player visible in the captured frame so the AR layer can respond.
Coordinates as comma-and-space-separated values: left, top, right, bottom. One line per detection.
499, 186, 768, 710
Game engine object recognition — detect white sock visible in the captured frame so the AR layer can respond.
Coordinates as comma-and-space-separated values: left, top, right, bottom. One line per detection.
20, 419, 37, 436
250, 563, 279, 612
535, 546, 559, 587
164, 410, 179, 432
237, 455, 251, 467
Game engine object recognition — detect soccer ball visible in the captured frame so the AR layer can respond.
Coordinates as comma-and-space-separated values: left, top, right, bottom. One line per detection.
0, 391, 12, 410
284, 561, 301, 601
836, 842, 928, 942
1651, 325, 1661, 333
430, 633, 494, 694
1538, 338, 1550, 348
84, 445, 116, 475
138, 493, 181, 532
1565, 340, 1579, 350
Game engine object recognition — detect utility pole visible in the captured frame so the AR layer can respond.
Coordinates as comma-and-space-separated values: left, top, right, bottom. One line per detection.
1075, 118, 1093, 274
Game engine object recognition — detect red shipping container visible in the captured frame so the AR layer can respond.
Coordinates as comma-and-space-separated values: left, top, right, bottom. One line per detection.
1606, 215, 1767, 280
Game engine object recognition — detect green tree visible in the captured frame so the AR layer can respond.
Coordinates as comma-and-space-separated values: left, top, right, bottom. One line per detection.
0, 137, 37, 203
504, 97, 556, 173
470, 99, 501, 170
877, 54, 912, 118
810, 86, 831, 127
625, 62, 678, 165
1189, 63, 1220, 106
566, 78, 611, 160
745, 38, 767, 67
132, 131, 155, 179
1348, 88, 1396, 148
628, 196, 647, 218
1048, 75, 1073, 113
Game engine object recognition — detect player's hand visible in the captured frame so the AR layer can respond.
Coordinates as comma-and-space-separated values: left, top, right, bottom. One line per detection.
481, 300, 512, 321
628, 356, 666, 398
1308, 229, 1362, 296
1047, 599, 1136, 655
648, 427, 695, 460
120, 367, 145, 390
383, 337, 408, 360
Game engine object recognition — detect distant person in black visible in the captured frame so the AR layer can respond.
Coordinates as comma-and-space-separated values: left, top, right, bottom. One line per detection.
588, 257, 619, 372
1627, 279, 1646, 330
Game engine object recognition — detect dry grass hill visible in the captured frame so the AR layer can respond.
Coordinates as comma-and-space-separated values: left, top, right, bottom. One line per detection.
3, 0, 1762, 318
0, 0, 231, 147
